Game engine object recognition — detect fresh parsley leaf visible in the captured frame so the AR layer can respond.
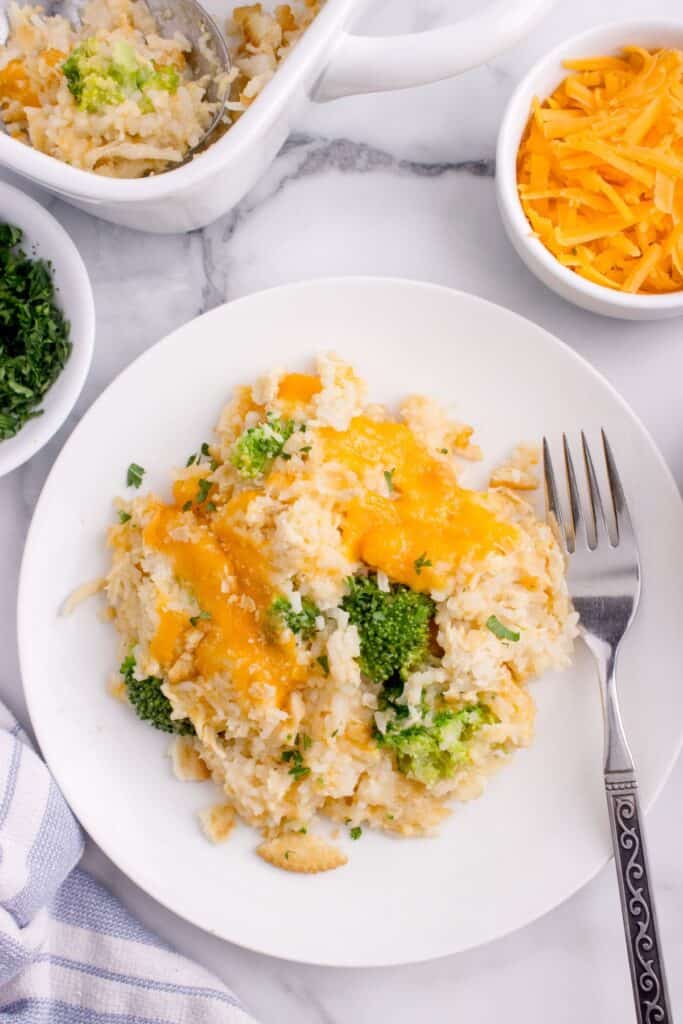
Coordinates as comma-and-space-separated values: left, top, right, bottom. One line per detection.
486, 615, 520, 642
384, 468, 395, 494
349, 826, 362, 840
414, 552, 432, 575
190, 609, 211, 627
182, 500, 192, 512
127, 463, 145, 488
186, 453, 197, 467
206, 501, 217, 513
282, 745, 311, 780
316, 654, 330, 677
269, 595, 320, 640
200, 442, 210, 457
438, 448, 449, 454
195, 478, 213, 504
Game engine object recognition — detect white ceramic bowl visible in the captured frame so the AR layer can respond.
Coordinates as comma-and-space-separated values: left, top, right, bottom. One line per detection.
496, 21, 683, 320
0, 183, 94, 476
0, 0, 552, 233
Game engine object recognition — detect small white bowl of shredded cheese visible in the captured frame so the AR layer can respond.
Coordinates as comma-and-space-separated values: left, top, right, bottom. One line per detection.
496, 20, 683, 320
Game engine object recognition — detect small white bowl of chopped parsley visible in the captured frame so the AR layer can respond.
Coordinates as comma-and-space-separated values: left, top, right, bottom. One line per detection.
0, 182, 94, 476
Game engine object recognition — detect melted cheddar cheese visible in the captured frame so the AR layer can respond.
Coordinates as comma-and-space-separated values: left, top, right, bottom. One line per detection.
277, 372, 321, 405
143, 503, 306, 705
320, 417, 517, 591
0, 59, 39, 107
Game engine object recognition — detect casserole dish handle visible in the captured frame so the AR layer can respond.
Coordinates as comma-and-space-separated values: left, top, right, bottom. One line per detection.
314, 0, 554, 100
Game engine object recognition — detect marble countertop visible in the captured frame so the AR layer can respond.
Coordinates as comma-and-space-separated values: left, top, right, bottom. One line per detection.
2, 0, 683, 1019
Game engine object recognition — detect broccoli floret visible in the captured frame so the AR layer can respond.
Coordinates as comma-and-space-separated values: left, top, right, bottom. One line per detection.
62, 39, 101, 104
62, 38, 178, 113
341, 574, 435, 684
376, 703, 492, 785
269, 595, 321, 639
230, 414, 297, 479
147, 64, 180, 93
108, 40, 149, 93
120, 655, 194, 735
79, 74, 125, 113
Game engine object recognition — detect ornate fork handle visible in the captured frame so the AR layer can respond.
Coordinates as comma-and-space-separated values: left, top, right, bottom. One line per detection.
605, 772, 672, 1024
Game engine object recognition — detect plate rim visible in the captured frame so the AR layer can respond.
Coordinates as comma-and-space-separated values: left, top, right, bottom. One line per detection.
17, 276, 683, 967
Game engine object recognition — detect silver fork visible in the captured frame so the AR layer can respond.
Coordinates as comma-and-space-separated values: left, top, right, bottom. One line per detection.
543, 431, 672, 1024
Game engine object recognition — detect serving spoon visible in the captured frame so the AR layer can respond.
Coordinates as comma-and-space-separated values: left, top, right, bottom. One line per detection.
0, 0, 231, 161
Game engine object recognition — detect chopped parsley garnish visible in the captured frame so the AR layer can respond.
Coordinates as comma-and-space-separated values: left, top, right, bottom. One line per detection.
384, 468, 395, 494
190, 610, 211, 627
182, 500, 192, 512
486, 615, 520, 642
282, 734, 312, 780
439, 448, 449, 454
195, 478, 213, 504
282, 747, 311, 781
205, 501, 217, 513
349, 826, 362, 840
316, 654, 330, 677
126, 462, 145, 488
117, 510, 132, 524
0, 224, 72, 441
269, 595, 320, 640
413, 552, 432, 575
186, 441, 218, 471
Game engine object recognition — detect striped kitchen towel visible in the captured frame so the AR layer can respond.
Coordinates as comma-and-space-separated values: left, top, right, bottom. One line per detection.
0, 702, 254, 1023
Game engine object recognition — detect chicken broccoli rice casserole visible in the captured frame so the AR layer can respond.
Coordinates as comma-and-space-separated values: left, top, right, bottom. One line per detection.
102, 355, 578, 874
0, 0, 320, 177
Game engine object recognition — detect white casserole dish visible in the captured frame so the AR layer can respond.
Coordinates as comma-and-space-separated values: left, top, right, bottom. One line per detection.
0, 0, 553, 233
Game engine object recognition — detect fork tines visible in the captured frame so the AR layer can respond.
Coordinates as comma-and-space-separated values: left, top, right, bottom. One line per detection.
542, 431, 635, 554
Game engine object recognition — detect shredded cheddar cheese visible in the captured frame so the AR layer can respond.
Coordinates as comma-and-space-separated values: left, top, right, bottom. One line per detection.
517, 46, 683, 294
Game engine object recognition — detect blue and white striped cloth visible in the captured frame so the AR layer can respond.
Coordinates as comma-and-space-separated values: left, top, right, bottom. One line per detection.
0, 703, 254, 1023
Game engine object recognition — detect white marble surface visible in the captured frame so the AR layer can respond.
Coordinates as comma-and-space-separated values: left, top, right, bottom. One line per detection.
2, 0, 683, 1019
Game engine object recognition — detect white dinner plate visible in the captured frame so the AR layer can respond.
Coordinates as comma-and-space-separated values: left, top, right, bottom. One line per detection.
18, 278, 683, 967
